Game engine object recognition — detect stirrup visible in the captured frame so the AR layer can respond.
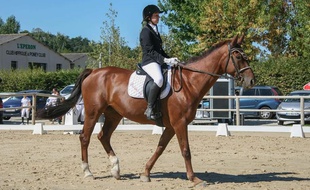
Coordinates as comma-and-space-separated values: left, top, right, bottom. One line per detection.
145, 110, 162, 121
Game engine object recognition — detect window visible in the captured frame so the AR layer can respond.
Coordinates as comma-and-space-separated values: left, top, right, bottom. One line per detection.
28, 62, 47, 72
243, 89, 255, 96
56, 64, 62, 71
11, 61, 17, 70
260, 89, 273, 96
70, 64, 75, 69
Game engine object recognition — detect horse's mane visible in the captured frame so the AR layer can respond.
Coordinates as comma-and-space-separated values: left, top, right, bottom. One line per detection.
185, 39, 231, 64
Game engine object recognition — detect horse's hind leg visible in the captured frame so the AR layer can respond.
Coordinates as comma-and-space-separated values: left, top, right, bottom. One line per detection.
80, 114, 100, 179
97, 107, 123, 180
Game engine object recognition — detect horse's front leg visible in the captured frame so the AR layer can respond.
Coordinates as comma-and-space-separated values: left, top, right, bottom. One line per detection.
174, 124, 203, 185
140, 127, 175, 182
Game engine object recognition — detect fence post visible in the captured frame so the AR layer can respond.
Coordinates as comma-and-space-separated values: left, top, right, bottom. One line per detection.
32, 94, 36, 125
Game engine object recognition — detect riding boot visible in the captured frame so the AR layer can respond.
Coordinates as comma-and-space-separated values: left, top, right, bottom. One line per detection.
21, 117, 24, 125
144, 83, 161, 120
27, 118, 29, 125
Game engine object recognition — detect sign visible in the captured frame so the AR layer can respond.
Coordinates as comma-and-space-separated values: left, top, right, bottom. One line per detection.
303, 82, 310, 90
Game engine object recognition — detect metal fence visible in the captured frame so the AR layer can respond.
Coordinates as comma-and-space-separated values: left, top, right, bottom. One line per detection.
196, 95, 310, 126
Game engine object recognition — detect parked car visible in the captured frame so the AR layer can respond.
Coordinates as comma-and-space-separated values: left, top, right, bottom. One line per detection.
276, 90, 310, 125
235, 86, 283, 119
2, 90, 50, 120
0, 97, 3, 124
60, 84, 74, 99
195, 99, 210, 119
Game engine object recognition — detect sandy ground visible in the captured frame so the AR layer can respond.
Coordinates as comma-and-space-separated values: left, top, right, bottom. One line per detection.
0, 130, 309, 190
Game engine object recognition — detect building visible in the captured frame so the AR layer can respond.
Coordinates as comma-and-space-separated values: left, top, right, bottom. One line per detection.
62, 53, 91, 69
0, 33, 74, 71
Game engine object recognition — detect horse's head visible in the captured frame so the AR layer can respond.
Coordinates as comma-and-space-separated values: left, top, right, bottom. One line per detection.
224, 34, 255, 89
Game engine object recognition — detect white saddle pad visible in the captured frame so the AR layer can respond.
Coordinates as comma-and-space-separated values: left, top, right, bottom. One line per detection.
128, 67, 172, 99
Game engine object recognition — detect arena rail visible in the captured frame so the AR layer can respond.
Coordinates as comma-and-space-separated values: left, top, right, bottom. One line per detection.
0, 122, 308, 138
0, 94, 309, 137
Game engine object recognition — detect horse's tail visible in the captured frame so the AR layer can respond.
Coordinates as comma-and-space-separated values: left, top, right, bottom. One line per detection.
37, 69, 93, 119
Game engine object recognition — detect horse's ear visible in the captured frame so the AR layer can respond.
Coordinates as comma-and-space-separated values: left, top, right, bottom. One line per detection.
231, 34, 239, 46
237, 34, 245, 45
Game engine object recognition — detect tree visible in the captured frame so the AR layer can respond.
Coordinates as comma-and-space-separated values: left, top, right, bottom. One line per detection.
0, 15, 20, 34
158, 0, 310, 59
91, 3, 139, 70
286, 1, 310, 58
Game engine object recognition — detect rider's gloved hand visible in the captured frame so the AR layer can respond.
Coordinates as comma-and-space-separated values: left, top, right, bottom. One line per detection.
164, 57, 180, 66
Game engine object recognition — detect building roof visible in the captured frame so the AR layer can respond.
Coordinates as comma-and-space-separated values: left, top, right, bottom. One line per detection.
0, 33, 28, 46
62, 53, 88, 62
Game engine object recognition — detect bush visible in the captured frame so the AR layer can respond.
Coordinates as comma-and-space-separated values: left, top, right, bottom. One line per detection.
252, 56, 310, 94
0, 69, 82, 92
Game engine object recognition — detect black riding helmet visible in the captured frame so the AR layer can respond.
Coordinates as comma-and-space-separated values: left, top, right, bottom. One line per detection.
142, 5, 163, 21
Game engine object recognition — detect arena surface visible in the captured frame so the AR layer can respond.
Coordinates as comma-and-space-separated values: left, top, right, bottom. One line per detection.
0, 130, 309, 190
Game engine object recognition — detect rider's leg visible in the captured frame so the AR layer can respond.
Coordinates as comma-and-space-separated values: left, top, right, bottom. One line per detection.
142, 62, 163, 120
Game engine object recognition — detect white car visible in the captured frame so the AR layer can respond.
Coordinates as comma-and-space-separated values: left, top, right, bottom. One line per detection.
60, 84, 74, 99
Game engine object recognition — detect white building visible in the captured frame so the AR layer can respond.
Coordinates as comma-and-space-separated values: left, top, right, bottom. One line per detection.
62, 53, 91, 69
0, 33, 73, 71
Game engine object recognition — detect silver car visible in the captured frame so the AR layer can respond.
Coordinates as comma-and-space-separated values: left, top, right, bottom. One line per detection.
276, 90, 310, 125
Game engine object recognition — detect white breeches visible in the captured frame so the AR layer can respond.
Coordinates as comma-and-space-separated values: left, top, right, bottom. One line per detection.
142, 62, 163, 87
21, 108, 30, 118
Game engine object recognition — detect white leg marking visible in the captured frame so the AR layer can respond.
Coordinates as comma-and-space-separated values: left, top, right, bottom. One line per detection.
109, 155, 120, 179
81, 162, 94, 179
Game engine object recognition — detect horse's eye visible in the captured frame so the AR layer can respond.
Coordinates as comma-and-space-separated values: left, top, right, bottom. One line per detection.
236, 55, 242, 60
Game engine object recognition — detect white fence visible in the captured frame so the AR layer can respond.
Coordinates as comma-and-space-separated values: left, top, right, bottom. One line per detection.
1, 93, 310, 137
0, 122, 308, 138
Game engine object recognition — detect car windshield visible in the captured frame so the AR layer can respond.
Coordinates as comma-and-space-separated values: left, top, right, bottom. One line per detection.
61, 86, 74, 95
284, 93, 310, 103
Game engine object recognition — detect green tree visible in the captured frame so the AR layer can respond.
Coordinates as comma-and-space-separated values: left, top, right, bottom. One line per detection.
0, 15, 20, 34
159, 0, 309, 59
286, 1, 310, 57
91, 3, 139, 70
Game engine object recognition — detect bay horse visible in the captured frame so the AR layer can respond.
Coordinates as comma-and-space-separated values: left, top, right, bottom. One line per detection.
38, 34, 255, 185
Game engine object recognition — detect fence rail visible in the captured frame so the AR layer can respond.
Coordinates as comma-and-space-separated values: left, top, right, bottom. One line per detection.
0, 92, 61, 125
0, 93, 310, 137
198, 95, 310, 125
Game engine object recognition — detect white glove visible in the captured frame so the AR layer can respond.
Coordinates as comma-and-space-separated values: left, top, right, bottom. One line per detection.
164, 57, 180, 66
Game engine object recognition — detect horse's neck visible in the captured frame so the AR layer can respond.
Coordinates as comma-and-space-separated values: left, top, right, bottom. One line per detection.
184, 56, 223, 99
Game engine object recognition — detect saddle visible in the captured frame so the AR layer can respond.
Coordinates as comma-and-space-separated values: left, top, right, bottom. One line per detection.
128, 64, 172, 127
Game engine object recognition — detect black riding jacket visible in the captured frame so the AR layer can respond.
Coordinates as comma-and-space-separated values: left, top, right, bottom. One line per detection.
140, 24, 169, 66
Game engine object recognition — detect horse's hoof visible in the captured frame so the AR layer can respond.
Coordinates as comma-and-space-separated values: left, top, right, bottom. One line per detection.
191, 181, 209, 188
84, 173, 94, 179
140, 174, 151, 182
111, 170, 121, 180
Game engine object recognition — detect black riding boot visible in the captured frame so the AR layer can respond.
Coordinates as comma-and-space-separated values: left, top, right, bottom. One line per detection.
144, 83, 161, 120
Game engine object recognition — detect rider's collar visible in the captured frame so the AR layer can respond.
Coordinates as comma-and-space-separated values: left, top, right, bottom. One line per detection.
148, 23, 158, 34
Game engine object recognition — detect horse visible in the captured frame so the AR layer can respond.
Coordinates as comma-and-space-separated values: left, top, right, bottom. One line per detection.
37, 34, 255, 186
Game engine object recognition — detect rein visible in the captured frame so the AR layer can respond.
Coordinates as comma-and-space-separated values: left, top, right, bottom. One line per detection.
172, 44, 251, 92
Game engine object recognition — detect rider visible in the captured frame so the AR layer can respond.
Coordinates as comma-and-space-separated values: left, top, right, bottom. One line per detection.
140, 4, 179, 120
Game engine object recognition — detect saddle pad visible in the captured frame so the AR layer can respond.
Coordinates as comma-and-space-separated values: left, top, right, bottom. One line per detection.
128, 68, 172, 99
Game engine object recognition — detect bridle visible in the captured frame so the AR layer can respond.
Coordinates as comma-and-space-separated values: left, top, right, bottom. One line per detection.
225, 44, 251, 80
172, 44, 252, 92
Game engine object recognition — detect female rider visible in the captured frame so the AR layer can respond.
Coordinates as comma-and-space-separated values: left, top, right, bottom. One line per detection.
140, 4, 179, 120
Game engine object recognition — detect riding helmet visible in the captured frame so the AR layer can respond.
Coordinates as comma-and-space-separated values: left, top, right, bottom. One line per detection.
142, 5, 163, 21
